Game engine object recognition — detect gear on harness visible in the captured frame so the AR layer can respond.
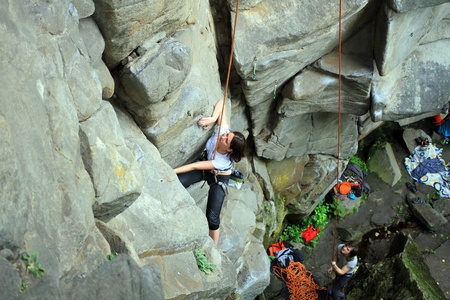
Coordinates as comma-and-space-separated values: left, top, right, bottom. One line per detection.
228, 170, 244, 189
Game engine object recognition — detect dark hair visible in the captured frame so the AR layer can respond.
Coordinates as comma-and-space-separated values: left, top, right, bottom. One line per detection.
344, 242, 359, 259
229, 131, 245, 163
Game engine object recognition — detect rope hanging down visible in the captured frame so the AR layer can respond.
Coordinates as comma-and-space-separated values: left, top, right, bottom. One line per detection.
213, 0, 240, 160
327, 0, 343, 298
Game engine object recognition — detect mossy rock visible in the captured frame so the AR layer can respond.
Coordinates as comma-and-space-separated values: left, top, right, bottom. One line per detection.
349, 233, 446, 299
367, 142, 401, 187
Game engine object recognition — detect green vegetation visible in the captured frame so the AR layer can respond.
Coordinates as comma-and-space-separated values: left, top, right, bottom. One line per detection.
107, 253, 117, 261
360, 193, 368, 203
425, 248, 436, 254
280, 197, 346, 249
194, 249, 216, 274
22, 252, 45, 278
276, 194, 286, 206
396, 204, 407, 218
21, 282, 29, 292
349, 155, 368, 173
263, 194, 289, 248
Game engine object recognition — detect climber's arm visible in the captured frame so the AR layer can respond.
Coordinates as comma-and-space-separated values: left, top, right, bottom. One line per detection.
331, 261, 351, 275
197, 99, 228, 129
174, 160, 215, 174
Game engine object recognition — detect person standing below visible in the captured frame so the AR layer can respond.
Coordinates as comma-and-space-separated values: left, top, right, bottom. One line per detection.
327, 242, 359, 299
174, 99, 245, 245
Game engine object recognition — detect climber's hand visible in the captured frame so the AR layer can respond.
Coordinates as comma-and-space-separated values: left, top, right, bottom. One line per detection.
197, 117, 214, 129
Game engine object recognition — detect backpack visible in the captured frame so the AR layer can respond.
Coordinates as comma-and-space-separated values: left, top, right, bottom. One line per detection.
267, 241, 304, 264
276, 248, 295, 268
267, 241, 286, 257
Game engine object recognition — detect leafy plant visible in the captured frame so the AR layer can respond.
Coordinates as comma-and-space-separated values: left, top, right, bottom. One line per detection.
194, 249, 216, 274
107, 253, 117, 261
280, 224, 303, 243
360, 193, 368, 203
280, 197, 347, 249
396, 205, 406, 218
21, 282, 29, 292
328, 201, 346, 221
349, 156, 368, 173
22, 252, 45, 278
425, 248, 436, 254
276, 194, 286, 206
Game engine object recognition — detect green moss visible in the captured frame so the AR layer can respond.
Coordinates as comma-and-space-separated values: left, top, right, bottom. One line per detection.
401, 240, 446, 299
262, 197, 288, 248
349, 155, 368, 173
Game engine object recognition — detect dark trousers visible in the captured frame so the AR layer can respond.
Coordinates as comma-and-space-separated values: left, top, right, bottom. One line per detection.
177, 170, 230, 230
331, 274, 351, 300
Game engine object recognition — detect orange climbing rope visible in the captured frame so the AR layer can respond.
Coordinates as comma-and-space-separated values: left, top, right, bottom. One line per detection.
327, 0, 343, 298
213, 0, 240, 160
273, 261, 326, 300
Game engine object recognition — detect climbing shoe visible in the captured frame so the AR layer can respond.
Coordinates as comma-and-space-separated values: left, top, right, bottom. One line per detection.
329, 290, 345, 298
415, 136, 429, 146
406, 182, 418, 194
412, 197, 427, 204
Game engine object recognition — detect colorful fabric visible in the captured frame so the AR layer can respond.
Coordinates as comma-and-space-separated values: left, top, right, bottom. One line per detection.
301, 224, 320, 243
404, 143, 450, 198
268, 241, 287, 257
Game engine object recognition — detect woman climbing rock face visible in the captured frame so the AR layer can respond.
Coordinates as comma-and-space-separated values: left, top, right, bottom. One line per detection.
174, 99, 245, 245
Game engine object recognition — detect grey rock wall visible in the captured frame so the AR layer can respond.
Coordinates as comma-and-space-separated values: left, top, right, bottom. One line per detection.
1, 0, 449, 299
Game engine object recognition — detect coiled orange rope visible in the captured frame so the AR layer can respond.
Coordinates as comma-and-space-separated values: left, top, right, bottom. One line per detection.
273, 261, 326, 300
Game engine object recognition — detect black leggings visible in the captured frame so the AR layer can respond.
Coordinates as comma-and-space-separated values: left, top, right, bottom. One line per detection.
177, 170, 230, 231
331, 274, 351, 300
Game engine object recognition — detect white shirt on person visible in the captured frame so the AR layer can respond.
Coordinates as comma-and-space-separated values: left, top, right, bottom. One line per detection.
206, 125, 232, 172
337, 244, 358, 275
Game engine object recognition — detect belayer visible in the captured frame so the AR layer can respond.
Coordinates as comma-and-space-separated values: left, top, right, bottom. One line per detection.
328, 242, 359, 299
174, 99, 245, 245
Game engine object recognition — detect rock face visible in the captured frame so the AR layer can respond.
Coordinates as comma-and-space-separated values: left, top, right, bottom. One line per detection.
372, 3, 450, 122
406, 194, 448, 230
92, 0, 196, 67
1, 0, 449, 299
80, 102, 143, 222
367, 142, 402, 187
349, 233, 447, 299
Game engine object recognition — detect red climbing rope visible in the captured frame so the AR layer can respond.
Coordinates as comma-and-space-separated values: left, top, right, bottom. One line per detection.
213, 0, 240, 160
327, 0, 343, 298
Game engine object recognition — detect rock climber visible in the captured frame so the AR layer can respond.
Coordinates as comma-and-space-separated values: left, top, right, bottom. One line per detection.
174, 99, 245, 245
327, 242, 359, 299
